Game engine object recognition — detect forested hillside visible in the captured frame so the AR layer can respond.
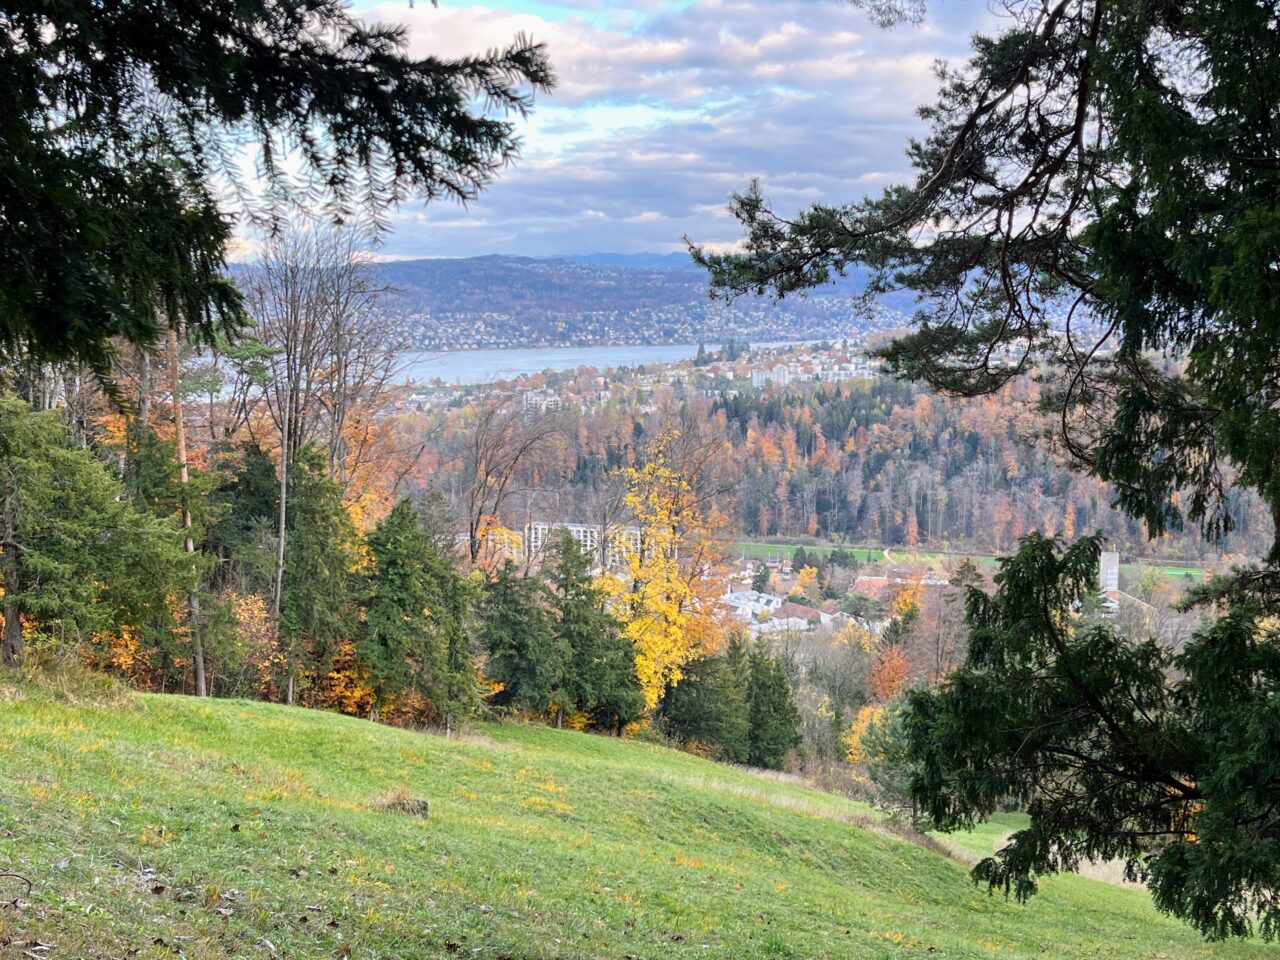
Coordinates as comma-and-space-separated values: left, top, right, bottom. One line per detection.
712, 378, 1272, 559
409, 369, 1271, 562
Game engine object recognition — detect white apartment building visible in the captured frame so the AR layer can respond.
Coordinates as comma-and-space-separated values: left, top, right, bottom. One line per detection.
525, 520, 642, 568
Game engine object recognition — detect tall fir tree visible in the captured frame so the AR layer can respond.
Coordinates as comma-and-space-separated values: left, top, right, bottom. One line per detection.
750, 564, 771, 594
361, 498, 478, 729
0, 394, 186, 668
662, 632, 751, 763
746, 649, 801, 771
477, 561, 569, 716
548, 531, 643, 733
208, 442, 280, 593
280, 447, 355, 703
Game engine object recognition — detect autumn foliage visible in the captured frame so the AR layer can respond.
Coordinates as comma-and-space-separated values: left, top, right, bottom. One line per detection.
598, 434, 728, 709
868, 646, 910, 704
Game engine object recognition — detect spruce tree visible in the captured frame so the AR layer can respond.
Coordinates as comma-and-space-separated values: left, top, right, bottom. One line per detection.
662, 632, 751, 763
0, 394, 185, 667
548, 531, 643, 733
208, 443, 280, 593
279, 447, 354, 701
750, 564, 771, 594
361, 500, 432, 718
861, 689, 923, 827
746, 649, 801, 770
478, 561, 569, 716
362, 498, 477, 728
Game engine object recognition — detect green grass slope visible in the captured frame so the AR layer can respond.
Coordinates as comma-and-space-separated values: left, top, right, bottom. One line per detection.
0, 693, 1273, 959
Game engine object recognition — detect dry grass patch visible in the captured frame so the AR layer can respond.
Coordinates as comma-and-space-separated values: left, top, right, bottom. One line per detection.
0, 652, 134, 708
374, 785, 431, 818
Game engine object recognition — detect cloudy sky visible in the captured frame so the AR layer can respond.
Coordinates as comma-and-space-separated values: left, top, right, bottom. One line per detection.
351, 0, 993, 259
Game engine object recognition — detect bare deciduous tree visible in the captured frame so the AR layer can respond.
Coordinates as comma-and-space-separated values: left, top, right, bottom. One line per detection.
239, 225, 409, 618
455, 400, 561, 565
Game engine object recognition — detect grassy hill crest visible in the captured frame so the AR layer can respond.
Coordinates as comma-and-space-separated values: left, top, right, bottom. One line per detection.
1, 687, 1273, 959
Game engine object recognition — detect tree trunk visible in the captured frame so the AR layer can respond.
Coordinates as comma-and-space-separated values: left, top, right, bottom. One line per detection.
274, 374, 292, 704
139, 348, 152, 432
2, 591, 21, 667
169, 325, 205, 697
2, 483, 21, 667
1269, 497, 1280, 565
273, 403, 289, 617
2, 543, 21, 667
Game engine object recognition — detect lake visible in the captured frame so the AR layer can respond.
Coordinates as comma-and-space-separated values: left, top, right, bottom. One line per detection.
399, 342, 813, 385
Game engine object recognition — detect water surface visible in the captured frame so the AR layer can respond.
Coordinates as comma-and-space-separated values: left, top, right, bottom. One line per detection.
400, 341, 810, 385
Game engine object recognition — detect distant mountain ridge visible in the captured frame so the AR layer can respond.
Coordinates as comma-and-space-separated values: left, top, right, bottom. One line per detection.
361, 254, 911, 349
554, 252, 699, 270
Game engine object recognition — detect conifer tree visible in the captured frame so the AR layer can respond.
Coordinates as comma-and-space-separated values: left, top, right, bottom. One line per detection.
280, 447, 355, 703
1, 0, 553, 375
750, 564, 771, 594
548, 531, 643, 733
361, 499, 432, 718
478, 561, 569, 716
901, 533, 1280, 938
0, 394, 185, 666
662, 632, 751, 763
361, 498, 478, 728
208, 443, 280, 593
746, 649, 801, 770
861, 689, 924, 827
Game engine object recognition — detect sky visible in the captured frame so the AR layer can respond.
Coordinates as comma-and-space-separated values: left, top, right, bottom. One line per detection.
350, 0, 994, 259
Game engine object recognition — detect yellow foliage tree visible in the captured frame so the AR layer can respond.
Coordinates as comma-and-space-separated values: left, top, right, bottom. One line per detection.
598, 435, 727, 710
889, 577, 923, 620
473, 515, 524, 572
790, 565, 820, 602
836, 620, 876, 653
229, 590, 287, 700
843, 703, 884, 764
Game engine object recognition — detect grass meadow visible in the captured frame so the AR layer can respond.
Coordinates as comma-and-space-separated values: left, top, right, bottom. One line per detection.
0, 683, 1270, 959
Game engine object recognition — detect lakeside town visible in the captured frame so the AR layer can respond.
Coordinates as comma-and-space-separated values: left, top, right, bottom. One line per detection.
397, 340, 887, 412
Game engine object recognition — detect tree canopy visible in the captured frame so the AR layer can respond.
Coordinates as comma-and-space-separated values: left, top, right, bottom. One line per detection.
907, 534, 1280, 940
1, 0, 553, 374
694, 0, 1280, 940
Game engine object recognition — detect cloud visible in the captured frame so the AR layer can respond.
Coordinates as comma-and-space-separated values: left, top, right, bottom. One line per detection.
353, 0, 994, 257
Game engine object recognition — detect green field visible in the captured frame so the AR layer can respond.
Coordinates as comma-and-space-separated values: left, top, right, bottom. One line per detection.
1, 685, 1270, 959
732, 541, 883, 565
731, 540, 1206, 584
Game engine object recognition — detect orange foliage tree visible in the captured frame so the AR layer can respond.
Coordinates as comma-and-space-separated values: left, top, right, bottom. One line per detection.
869, 645, 910, 704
